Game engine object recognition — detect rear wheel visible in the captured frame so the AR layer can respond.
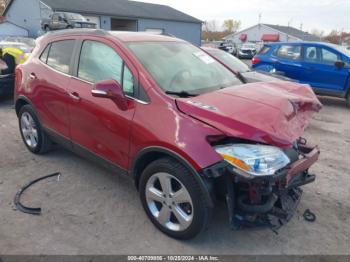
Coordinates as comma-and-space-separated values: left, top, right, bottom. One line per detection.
44, 25, 50, 32
347, 91, 350, 107
19, 105, 52, 154
139, 158, 212, 239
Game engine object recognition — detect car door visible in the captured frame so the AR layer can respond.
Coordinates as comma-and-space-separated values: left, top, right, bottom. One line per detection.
318, 47, 348, 91
298, 45, 320, 87
68, 39, 136, 169
51, 14, 60, 30
29, 39, 75, 140
271, 44, 303, 80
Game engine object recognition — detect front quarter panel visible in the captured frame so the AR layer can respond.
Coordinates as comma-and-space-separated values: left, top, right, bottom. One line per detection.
129, 88, 223, 171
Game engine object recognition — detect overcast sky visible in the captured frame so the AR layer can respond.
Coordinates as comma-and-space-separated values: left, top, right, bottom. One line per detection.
139, 0, 350, 33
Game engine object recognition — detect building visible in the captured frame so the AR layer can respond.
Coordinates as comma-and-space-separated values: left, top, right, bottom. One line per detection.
1, 0, 202, 45
225, 23, 321, 48
0, 19, 29, 38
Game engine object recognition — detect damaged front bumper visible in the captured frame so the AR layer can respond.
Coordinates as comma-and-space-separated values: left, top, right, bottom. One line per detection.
203, 144, 320, 231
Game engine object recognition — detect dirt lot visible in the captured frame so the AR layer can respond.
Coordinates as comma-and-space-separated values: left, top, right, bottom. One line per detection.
0, 96, 349, 255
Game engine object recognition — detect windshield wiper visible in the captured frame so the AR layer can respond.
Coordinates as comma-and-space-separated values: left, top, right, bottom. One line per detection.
165, 91, 198, 98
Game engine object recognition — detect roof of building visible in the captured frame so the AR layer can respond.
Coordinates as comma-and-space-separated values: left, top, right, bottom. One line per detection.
2, 0, 201, 24
262, 24, 320, 41
225, 23, 321, 42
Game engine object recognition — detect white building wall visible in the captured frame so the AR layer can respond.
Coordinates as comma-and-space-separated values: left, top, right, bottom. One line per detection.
226, 24, 300, 49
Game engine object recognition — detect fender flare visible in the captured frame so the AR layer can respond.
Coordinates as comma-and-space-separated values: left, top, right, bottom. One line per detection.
131, 146, 214, 208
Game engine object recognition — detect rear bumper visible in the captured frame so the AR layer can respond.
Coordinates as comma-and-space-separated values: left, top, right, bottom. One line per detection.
204, 144, 320, 231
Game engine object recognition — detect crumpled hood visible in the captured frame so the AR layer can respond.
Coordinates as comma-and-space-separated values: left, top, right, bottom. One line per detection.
176, 81, 322, 147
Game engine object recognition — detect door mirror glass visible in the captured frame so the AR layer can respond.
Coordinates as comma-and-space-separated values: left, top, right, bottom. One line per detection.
91, 80, 128, 111
335, 60, 345, 69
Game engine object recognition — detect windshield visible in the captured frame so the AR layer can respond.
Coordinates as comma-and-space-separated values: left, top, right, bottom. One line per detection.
128, 42, 242, 95
205, 48, 250, 73
65, 13, 86, 21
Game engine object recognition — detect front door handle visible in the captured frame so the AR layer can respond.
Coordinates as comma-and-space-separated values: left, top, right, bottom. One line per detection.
29, 73, 37, 80
69, 92, 81, 101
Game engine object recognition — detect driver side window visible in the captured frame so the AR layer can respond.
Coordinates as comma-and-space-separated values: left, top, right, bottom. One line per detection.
78, 40, 134, 96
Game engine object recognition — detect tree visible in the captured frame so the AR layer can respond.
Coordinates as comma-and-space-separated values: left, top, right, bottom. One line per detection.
223, 19, 241, 34
310, 28, 324, 38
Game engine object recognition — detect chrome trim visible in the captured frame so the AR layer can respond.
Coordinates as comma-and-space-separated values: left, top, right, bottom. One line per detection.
91, 89, 108, 96
38, 59, 72, 78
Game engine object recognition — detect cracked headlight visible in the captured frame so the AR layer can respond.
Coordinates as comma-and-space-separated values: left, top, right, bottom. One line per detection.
215, 144, 290, 178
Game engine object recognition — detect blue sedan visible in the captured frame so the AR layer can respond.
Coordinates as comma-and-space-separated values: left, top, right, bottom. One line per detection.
252, 42, 350, 106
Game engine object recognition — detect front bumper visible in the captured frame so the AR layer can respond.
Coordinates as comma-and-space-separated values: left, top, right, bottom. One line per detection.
204, 144, 320, 231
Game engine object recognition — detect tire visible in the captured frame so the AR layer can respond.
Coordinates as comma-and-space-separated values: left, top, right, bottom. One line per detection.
66, 25, 73, 29
18, 105, 52, 154
139, 157, 212, 239
44, 25, 50, 32
347, 91, 350, 107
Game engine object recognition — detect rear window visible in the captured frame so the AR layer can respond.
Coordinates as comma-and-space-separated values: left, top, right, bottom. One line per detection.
276, 45, 301, 60
47, 40, 75, 74
258, 46, 271, 55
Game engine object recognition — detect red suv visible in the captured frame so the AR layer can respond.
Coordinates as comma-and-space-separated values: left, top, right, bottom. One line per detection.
15, 29, 322, 239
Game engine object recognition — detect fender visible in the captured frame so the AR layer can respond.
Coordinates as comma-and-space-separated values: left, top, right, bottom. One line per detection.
131, 146, 215, 207
15, 95, 36, 116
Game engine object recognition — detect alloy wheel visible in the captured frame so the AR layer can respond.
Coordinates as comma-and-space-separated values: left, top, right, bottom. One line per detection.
145, 172, 194, 231
20, 112, 38, 148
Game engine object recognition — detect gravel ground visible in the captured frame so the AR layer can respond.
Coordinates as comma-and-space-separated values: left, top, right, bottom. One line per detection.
0, 96, 349, 255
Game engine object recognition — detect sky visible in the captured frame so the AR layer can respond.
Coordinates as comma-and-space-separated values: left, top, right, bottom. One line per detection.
139, 0, 350, 33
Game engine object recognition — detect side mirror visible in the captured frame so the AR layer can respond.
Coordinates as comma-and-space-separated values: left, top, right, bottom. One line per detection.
335, 60, 345, 69
91, 80, 128, 111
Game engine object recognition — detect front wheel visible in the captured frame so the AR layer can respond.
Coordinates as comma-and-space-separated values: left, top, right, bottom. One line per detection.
139, 158, 212, 239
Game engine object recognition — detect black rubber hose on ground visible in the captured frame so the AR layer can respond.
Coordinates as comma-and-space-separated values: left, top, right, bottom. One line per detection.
14, 172, 61, 215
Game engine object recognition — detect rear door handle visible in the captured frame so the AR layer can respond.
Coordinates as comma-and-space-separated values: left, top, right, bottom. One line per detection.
69, 92, 81, 101
29, 73, 37, 80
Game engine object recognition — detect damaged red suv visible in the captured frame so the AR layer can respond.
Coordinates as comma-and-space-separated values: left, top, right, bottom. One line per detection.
15, 29, 322, 239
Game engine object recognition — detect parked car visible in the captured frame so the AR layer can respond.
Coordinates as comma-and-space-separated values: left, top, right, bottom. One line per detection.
252, 42, 350, 106
15, 29, 321, 239
3, 36, 36, 48
218, 42, 237, 56
0, 41, 33, 54
238, 43, 257, 59
0, 60, 14, 98
42, 12, 97, 31
203, 47, 293, 83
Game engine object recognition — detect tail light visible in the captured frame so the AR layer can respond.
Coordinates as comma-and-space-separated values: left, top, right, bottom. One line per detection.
252, 56, 261, 65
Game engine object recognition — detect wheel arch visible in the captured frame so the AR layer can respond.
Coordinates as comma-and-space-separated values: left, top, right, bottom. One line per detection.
131, 146, 214, 207
15, 96, 32, 116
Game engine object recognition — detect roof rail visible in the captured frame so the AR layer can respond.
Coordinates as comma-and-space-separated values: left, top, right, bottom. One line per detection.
45, 29, 109, 37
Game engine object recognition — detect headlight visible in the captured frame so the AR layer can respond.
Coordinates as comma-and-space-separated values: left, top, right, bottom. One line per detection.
215, 144, 290, 178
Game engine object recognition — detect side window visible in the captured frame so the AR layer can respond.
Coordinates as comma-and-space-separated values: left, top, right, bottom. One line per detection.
39, 44, 50, 63
304, 46, 318, 62
47, 40, 75, 74
321, 48, 339, 64
78, 41, 123, 84
52, 14, 59, 22
123, 65, 134, 96
258, 46, 270, 55
276, 45, 301, 60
